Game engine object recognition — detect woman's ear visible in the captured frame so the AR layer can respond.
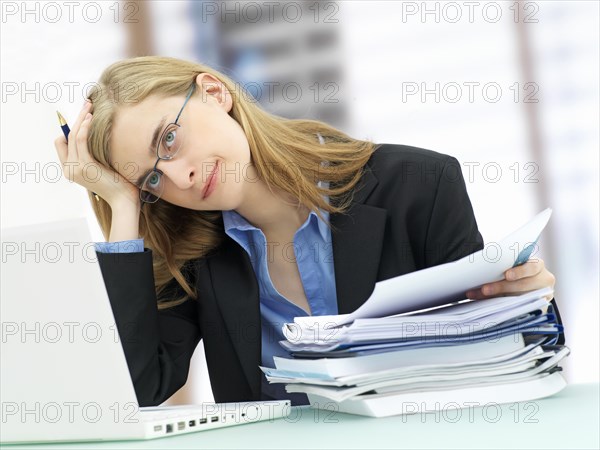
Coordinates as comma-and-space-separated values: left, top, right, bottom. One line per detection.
195, 73, 232, 112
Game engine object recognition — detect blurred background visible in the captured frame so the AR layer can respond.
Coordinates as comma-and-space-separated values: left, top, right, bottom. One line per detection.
1, 0, 598, 404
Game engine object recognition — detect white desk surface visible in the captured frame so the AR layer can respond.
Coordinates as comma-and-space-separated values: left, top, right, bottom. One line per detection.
3, 383, 598, 449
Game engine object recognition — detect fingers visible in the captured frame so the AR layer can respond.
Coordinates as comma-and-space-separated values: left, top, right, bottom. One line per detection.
468, 279, 555, 301
73, 100, 92, 133
504, 259, 544, 281
480, 276, 544, 297
54, 135, 68, 166
466, 258, 555, 301
67, 101, 92, 160
54, 102, 94, 186
76, 112, 93, 164
465, 286, 511, 301
52, 105, 140, 206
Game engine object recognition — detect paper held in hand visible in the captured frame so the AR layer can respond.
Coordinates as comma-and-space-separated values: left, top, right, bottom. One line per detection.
285, 208, 553, 339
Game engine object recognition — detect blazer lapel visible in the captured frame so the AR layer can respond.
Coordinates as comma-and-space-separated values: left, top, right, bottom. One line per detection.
207, 161, 386, 399
330, 165, 387, 314
208, 237, 262, 399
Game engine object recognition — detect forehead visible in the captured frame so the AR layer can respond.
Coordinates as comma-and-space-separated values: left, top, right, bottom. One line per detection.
110, 95, 176, 181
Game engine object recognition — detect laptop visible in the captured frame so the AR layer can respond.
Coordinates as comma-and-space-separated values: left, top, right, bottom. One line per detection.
0, 217, 291, 444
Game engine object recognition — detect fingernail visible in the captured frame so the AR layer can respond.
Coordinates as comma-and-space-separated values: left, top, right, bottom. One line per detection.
85, 113, 92, 120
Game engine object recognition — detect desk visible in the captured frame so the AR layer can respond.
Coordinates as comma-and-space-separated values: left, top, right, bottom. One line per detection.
4, 383, 598, 449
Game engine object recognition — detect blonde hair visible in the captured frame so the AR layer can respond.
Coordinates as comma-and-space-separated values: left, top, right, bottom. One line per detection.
85, 56, 379, 309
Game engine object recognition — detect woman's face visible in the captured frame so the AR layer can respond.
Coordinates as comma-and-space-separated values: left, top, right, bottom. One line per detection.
109, 73, 253, 211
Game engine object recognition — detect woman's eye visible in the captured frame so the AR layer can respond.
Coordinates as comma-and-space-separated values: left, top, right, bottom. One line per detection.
148, 172, 160, 189
164, 130, 176, 148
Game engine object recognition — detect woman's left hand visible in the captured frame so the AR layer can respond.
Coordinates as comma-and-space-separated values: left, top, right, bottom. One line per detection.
466, 258, 555, 301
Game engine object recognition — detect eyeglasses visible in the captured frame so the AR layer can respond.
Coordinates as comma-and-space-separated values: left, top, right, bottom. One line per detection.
139, 83, 196, 204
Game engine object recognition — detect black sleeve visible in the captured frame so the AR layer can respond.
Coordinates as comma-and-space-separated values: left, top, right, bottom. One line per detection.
95, 249, 202, 406
424, 156, 484, 266
424, 156, 565, 345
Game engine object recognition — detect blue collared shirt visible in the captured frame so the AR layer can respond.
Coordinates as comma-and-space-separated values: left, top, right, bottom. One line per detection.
221, 193, 338, 402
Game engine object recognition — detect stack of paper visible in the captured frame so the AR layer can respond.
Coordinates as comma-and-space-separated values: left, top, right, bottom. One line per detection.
260, 209, 569, 417
261, 288, 568, 417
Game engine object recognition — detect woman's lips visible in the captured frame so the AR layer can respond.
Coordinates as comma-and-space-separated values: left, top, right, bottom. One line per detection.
203, 161, 219, 199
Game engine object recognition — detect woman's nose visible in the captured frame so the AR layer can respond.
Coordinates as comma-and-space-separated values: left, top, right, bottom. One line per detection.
159, 159, 197, 191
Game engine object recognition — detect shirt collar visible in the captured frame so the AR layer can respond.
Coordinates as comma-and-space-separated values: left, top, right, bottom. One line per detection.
223, 133, 331, 241
223, 204, 330, 242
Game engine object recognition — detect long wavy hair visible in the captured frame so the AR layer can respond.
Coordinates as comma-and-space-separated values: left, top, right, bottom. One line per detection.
85, 56, 379, 309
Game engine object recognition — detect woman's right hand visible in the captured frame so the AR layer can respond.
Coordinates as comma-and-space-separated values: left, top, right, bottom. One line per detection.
54, 101, 140, 210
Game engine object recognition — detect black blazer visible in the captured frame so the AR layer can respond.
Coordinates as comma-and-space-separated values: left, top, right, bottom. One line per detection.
96, 143, 564, 407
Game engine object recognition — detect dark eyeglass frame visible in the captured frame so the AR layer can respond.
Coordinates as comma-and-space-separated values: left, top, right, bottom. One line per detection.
139, 83, 196, 206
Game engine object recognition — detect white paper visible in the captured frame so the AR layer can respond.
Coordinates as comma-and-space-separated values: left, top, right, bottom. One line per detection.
289, 208, 552, 333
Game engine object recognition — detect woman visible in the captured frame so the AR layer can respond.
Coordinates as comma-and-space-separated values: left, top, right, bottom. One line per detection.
54, 56, 562, 407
